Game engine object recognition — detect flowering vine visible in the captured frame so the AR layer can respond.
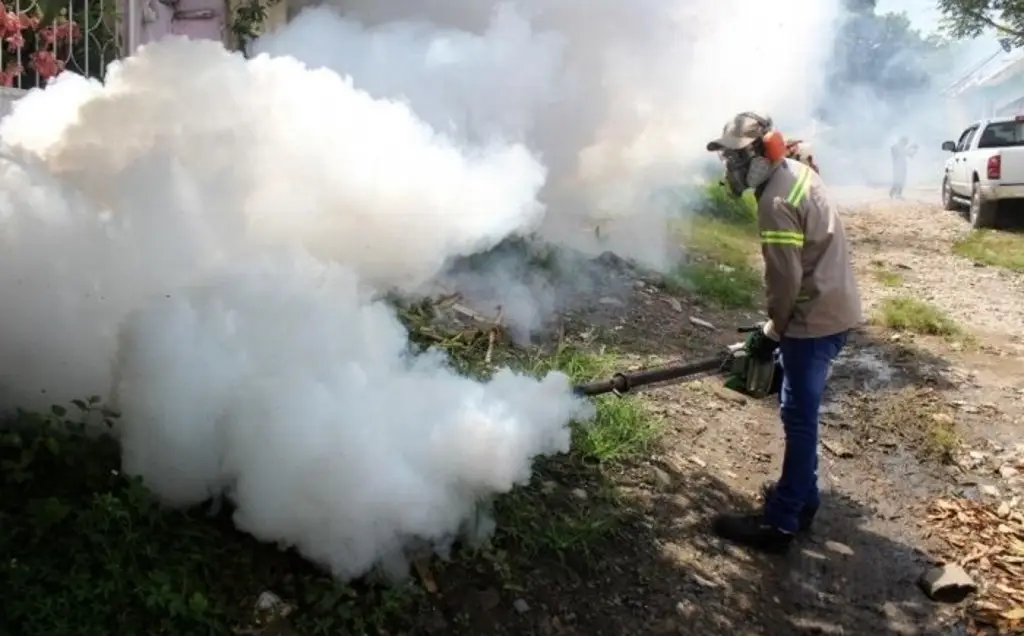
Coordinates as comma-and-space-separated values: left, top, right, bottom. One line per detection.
0, 3, 81, 87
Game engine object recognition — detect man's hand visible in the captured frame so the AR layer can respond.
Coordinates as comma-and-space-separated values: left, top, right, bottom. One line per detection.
749, 321, 779, 360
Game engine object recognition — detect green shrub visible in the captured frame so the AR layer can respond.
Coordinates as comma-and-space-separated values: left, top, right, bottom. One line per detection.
698, 181, 757, 226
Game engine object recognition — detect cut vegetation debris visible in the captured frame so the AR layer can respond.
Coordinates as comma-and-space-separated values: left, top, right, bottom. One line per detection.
0, 292, 660, 636
925, 497, 1024, 633
846, 386, 960, 461
952, 230, 1024, 273
873, 295, 962, 339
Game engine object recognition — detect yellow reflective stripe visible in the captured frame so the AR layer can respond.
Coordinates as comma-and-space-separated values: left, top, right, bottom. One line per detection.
786, 166, 812, 207
760, 230, 804, 247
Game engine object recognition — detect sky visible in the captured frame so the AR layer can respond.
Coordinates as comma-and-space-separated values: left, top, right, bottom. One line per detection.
876, 0, 944, 35
879, 0, 1013, 89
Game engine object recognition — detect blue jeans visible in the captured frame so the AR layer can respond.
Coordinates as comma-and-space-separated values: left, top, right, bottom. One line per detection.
763, 331, 849, 533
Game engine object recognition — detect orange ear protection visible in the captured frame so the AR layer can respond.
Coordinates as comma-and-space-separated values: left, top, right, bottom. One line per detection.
738, 111, 787, 162
762, 130, 787, 162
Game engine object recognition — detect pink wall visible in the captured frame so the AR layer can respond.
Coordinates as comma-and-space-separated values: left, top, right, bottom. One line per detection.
124, 0, 228, 48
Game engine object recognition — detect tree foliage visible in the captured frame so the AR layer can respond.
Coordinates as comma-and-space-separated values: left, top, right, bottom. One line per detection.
819, 4, 945, 123
831, 10, 935, 92
937, 0, 1024, 47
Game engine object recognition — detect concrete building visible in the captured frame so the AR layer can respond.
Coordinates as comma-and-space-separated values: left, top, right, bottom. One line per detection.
942, 47, 1024, 120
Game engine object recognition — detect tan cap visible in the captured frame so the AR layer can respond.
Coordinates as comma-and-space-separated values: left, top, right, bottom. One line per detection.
706, 112, 771, 152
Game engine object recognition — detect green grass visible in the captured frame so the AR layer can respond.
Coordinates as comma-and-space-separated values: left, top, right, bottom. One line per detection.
869, 260, 904, 287
872, 295, 962, 338
666, 182, 762, 308
1, 322, 660, 635
697, 180, 758, 225
0, 405, 278, 635
531, 345, 660, 463
486, 344, 659, 561
952, 230, 1024, 272
871, 269, 904, 287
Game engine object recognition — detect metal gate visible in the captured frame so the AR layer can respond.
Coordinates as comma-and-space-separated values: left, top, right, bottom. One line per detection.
0, 0, 126, 90
0, 0, 232, 93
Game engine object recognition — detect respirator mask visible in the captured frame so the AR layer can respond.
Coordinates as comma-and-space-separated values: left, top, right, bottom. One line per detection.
721, 145, 774, 198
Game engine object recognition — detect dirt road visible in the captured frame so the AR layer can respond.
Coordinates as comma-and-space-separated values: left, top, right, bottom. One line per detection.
431, 190, 1024, 636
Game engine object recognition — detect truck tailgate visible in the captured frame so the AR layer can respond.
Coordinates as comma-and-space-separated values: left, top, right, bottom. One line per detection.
998, 148, 1024, 185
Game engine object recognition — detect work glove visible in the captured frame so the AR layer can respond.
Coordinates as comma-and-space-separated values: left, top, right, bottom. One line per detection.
748, 320, 780, 361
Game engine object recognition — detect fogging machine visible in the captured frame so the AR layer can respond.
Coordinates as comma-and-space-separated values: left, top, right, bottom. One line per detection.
572, 326, 782, 399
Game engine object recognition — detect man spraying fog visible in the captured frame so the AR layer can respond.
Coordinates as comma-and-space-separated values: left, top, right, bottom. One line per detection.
889, 136, 917, 199
705, 112, 862, 554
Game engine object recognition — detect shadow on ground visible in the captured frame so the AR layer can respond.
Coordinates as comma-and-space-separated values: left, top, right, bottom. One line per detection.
1, 286, 969, 636
835, 327, 960, 392
423, 462, 950, 636
408, 323, 967, 636
0, 421, 956, 636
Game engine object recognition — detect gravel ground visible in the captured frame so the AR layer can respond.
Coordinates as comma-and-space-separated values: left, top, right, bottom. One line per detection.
495, 188, 1024, 636
364, 189, 1024, 636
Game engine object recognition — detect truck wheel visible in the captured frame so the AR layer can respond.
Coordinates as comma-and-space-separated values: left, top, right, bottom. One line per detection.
970, 180, 998, 229
941, 177, 957, 211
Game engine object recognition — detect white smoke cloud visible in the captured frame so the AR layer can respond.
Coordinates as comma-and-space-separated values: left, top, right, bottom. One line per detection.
0, 0, 849, 582
0, 37, 589, 580
245, 0, 843, 336
113, 254, 587, 580
254, 0, 844, 269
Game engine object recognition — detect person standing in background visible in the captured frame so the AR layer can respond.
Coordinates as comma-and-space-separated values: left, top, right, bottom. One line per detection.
889, 136, 917, 199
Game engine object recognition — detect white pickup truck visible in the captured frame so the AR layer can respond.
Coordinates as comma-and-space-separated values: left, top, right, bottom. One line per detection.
941, 114, 1024, 228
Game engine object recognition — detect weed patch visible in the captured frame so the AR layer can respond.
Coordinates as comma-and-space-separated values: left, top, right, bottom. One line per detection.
478, 343, 660, 565
0, 405, 330, 636
866, 387, 960, 462
1, 313, 661, 634
869, 260, 904, 287
671, 191, 762, 309
952, 230, 1024, 272
698, 181, 757, 225
873, 296, 962, 339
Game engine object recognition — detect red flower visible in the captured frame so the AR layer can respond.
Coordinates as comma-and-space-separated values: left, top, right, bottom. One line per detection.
0, 6, 80, 85
0, 60, 23, 87
29, 50, 64, 80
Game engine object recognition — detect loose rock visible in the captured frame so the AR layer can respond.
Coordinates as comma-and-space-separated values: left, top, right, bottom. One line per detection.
650, 466, 674, 490
255, 591, 286, 613
980, 484, 1001, 498
689, 573, 720, 589
675, 600, 698, 619
822, 439, 855, 459
825, 540, 855, 557
688, 316, 716, 330
918, 564, 977, 603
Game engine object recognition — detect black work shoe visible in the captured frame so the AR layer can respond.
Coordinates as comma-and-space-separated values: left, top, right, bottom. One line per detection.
711, 513, 794, 554
760, 480, 817, 533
